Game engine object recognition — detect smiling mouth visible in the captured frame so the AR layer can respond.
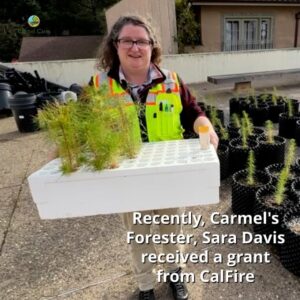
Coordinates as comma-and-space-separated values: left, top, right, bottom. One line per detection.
129, 55, 142, 58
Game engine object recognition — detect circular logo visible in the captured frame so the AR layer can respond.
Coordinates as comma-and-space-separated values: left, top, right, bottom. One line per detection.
28, 15, 40, 28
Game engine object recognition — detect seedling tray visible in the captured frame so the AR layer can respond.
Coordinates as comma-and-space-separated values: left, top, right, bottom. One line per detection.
28, 139, 220, 219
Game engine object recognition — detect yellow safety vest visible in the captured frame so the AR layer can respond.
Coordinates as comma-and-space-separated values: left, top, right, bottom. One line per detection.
92, 69, 184, 142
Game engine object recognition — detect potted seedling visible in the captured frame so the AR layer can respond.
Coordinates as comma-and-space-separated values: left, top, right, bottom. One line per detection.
279, 98, 300, 139
229, 114, 259, 174
242, 111, 265, 140
253, 165, 296, 236
258, 89, 272, 103
265, 139, 299, 187
283, 95, 299, 115
266, 87, 285, 123
257, 120, 286, 169
280, 204, 300, 276
231, 150, 271, 215
247, 89, 269, 126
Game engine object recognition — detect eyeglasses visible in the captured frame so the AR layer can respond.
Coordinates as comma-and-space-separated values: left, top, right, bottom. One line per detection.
117, 38, 153, 49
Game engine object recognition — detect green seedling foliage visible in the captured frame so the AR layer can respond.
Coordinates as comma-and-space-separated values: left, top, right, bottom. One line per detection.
37, 85, 142, 173
115, 96, 142, 158
265, 120, 274, 144
285, 139, 296, 170
231, 113, 241, 129
241, 118, 248, 149
272, 86, 278, 105
275, 167, 289, 205
216, 118, 228, 140
37, 101, 82, 173
81, 87, 122, 170
260, 92, 269, 103
273, 139, 297, 205
246, 150, 255, 185
242, 111, 254, 137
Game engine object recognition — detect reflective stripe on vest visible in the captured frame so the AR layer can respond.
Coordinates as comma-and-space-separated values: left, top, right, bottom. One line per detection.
92, 70, 183, 142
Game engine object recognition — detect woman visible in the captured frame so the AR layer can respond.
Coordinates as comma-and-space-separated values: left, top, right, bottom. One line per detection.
93, 15, 218, 300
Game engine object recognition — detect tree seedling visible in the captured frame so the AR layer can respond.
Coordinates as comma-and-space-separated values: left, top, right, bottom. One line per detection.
265, 120, 275, 144
241, 118, 248, 149
274, 166, 289, 205
273, 139, 296, 204
284, 139, 296, 170
231, 113, 241, 129
37, 85, 142, 174
246, 150, 255, 186
260, 90, 269, 103
286, 97, 294, 118
216, 118, 229, 141
242, 111, 254, 137
38, 100, 82, 173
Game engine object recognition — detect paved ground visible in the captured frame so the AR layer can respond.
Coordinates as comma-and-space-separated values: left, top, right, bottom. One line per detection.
1, 79, 300, 300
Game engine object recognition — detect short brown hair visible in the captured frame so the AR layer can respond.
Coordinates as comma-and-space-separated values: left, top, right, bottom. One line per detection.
97, 15, 162, 71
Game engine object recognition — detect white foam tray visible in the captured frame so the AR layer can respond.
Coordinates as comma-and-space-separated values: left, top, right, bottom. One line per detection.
28, 139, 220, 219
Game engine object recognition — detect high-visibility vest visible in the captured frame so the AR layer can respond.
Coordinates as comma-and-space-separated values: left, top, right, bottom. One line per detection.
92, 69, 184, 142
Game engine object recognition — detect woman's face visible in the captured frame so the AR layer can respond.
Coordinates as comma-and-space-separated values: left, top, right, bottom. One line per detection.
116, 24, 152, 75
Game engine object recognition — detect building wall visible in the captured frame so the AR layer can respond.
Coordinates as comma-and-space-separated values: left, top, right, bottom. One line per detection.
105, 0, 178, 54
4, 49, 300, 86
196, 5, 300, 52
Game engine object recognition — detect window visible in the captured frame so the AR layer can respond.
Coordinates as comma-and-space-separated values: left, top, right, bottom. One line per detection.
223, 17, 272, 51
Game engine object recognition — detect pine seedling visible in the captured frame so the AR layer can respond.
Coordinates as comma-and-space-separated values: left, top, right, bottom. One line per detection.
241, 118, 248, 149
37, 101, 82, 173
231, 113, 241, 129
273, 139, 296, 205
242, 111, 254, 136
216, 118, 229, 141
285, 139, 296, 171
82, 88, 121, 169
116, 97, 142, 158
246, 150, 255, 185
38, 84, 143, 173
82, 85, 141, 169
275, 167, 289, 205
265, 120, 274, 144
260, 90, 269, 103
